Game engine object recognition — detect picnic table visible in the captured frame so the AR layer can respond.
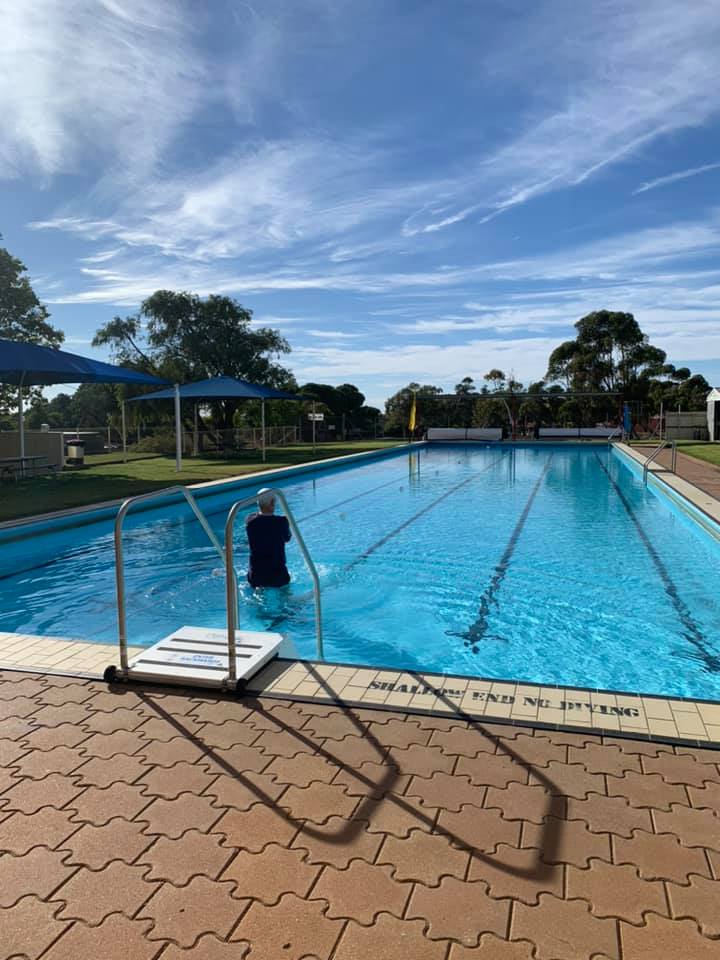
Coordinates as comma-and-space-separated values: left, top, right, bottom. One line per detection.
0, 455, 57, 482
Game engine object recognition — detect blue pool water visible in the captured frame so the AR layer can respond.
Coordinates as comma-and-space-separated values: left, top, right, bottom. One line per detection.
1, 444, 719, 700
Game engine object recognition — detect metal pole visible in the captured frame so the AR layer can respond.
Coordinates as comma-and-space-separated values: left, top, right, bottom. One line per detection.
261, 399, 266, 462
659, 400, 664, 440
174, 384, 182, 472
312, 401, 316, 454
121, 401, 127, 462
193, 403, 199, 457
18, 380, 25, 460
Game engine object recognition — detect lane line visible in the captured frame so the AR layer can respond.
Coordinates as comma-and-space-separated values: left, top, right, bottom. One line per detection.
458, 456, 553, 652
595, 454, 720, 673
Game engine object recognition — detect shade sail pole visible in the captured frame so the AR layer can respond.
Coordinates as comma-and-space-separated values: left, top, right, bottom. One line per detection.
174, 383, 182, 472
121, 401, 127, 463
261, 398, 266, 462
18, 373, 25, 461
193, 402, 199, 456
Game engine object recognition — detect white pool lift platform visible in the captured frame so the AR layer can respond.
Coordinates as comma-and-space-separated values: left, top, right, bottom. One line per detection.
104, 486, 322, 692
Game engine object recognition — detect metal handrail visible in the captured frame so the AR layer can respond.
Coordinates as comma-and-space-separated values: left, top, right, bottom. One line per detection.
607, 425, 622, 443
642, 439, 677, 485
114, 486, 235, 676
225, 488, 323, 683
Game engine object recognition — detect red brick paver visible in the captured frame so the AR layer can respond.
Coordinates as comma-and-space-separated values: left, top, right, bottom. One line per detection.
1, 669, 719, 959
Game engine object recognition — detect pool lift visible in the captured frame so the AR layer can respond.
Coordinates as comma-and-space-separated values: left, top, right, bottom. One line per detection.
103, 487, 322, 691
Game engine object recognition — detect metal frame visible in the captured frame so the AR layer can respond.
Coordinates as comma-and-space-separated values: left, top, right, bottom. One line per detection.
642, 439, 677, 485
225, 488, 323, 682
114, 486, 234, 677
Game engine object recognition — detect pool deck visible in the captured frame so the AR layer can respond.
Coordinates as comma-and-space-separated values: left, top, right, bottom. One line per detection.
2, 667, 720, 960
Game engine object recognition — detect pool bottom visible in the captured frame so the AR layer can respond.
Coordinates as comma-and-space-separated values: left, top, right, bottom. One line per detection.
2, 629, 718, 749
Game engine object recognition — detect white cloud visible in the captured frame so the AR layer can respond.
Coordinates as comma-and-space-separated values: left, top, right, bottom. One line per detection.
633, 161, 720, 194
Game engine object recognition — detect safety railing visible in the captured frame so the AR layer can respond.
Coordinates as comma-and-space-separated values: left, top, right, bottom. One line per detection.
225, 488, 323, 683
606, 425, 622, 443
642, 439, 677, 485
114, 486, 235, 676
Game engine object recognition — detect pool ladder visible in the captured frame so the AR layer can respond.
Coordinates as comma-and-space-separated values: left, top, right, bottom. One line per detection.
107, 486, 322, 691
642, 439, 677, 486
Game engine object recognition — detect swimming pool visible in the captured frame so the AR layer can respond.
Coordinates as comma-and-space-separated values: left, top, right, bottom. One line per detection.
1, 443, 719, 700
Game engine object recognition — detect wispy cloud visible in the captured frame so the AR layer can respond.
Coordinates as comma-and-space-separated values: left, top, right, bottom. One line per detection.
633, 161, 720, 194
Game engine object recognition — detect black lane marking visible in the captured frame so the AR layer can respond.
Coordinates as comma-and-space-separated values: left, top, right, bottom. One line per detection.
458, 456, 553, 652
595, 454, 720, 673
298, 470, 417, 524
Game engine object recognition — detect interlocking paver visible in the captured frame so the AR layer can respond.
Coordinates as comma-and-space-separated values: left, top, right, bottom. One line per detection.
215, 802, 300, 852
362, 793, 435, 837
455, 752, 529, 789
206, 769, 287, 809
521, 816, 611, 867
332, 913, 447, 960
512, 894, 620, 960
0, 694, 41, 718
311, 858, 410, 923
0, 895, 68, 959
42, 913, 158, 960
568, 741, 642, 776
140, 875, 247, 947
136, 714, 203, 742
407, 771, 486, 811
0, 845, 76, 905
687, 780, 720, 810
69, 781, 152, 825
428, 724, 498, 757
222, 842, 321, 903
2, 772, 84, 813
253, 728, 315, 758
38, 683, 94, 705
385, 742, 455, 778
667, 874, 720, 937
72, 752, 148, 787
137, 734, 210, 767
22, 722, 90, 750
614, 829, 711, 881
263, 751, 339, 786
10, 744, 86, 779
567, 859, 667, 922
1, 715, 37, 740
0, 737, 27, 766
620, 912, 720, 959
30, 702, 91, 727
59, 816, 154, 868
436, 804, 521, 853
331, 758, 408, 798
529, 760, 606, 798
279, 780, 358, 823
291, 816, 384, 867
378, 828, 470, 884
469, 844, 563, 904
565, 792, 653, 837
502, 733, 567, 768
136, 792, 223, 837
81, 706, 148, 734
77, 729, 148, 758
485, 781, 560, 823
407, 876, 509, 945
161, 935, 251, 959
606, 770, 689, 809
189, 697, 257, 725
139, 828, 234, 883
321, 733, 388, 766
0, 806, 79, 854
367, 718, 431, 750
230, 892, 343, 960
195, 720, 264, 750
137, 760, 218, 799
52, 860, 159, 923
654, 803, 720, 849
642, 750, 719, 786
301, 711, 368, 740
448, 936, 536, 958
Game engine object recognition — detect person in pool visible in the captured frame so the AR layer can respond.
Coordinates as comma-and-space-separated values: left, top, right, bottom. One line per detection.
246, 488, 292, 588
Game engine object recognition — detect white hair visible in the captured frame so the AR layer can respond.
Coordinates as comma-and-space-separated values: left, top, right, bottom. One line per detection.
257, 488, 275, 507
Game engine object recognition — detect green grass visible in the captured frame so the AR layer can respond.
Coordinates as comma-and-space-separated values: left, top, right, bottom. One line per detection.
0, 441, 400, 523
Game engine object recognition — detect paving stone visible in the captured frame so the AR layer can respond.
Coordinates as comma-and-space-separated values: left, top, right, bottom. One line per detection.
72, 753, 148, 788
0, 694, 41, 719
38, 683, 95, 706
0, 806, 79, 855
448, 936, 537, 958
137, 828, 233, 884
436, 804, 521, 854
78, 729, 149, 759
568, 741, 642, 776
291, 815, 384, 867
0, 894, 68, 959
366, 718, 432, 750
42, 913, 158, 960
69, 782, 152, 825
59, 816, 154, 869
215, 802, 301, 852
0, 738, 27, 766
253, 729, 315, 758
160, 934, 251, 960
81, 706, 148, 734
667, 874, 720, 937
565, 792, 653, 837
606, 770, 689, 810
138, 735, 210, 767
22, 722, 90, 751
279, 781, 358, 823
502, 733, 567, 769
620, 913, 720, 959
206, 769, 287, 810
407, 875, 510, 945
86, 689, 149, 713
320, 733, 389, 767
0, 677, 48, 698
362, 793, 436, 837
407, 771, 486, 812
642, 751, 719, 787
512, 894, 620, 960
0, 845, 76, 905
485, 781, 561, 824
385, 742, 455, 779
1, 715, 38, 741
455, 753, 528, 789
30, 703, 91, 727
469, 844, 563, 904
2, 772, 84, 814
428, 725, 499, 758
12, 745, 86, 780
687, 781, 720, 811
301, 711, 369, 741
539, 729, 597, 748
189, 698, 258, 725
530, 760, 606, 799
136, 760, 218, 799
567, 859, 667, 922
136, 792, 223, 837
614, 830, 710, 882
654, 803, 720, 849
196, 719, 267, 749
675, 746, 720, 769
332, 913, 447, 960
139, 691, 199, 717
222, 841, 320, 904
137, 715, 203, 742
53, 860, 159, 923
312, 858, 410, 923
140, 875, 247, 947
521, 816, 611, 867
230, 892, 343, 960
263, 751, 339, 786
708, 848, 720, 879
332, 759, 409, 798
378, 829, 470, 884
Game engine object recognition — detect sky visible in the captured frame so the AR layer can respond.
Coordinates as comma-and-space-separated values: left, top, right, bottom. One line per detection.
2, 0, 720, 408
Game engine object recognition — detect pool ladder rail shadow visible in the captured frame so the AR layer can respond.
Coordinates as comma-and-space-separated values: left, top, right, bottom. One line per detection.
104, 486, 322, 693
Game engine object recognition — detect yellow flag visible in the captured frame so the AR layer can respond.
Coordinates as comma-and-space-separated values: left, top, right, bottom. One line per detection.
408, 393, 417, 433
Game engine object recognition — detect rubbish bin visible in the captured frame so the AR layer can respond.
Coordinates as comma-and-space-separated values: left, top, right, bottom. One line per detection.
66, 440, 85, 465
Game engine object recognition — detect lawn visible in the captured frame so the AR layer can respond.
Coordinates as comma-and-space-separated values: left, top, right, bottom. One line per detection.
0, 441, 400, 522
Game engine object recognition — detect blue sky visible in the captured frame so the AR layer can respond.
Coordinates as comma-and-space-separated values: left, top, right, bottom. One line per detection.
2, 0, 720, 407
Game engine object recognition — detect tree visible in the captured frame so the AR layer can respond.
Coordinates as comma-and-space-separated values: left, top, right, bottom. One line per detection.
454, 377, 477, 428
0, 245, 64, 415
93, 290, 292, 428
383, 383, 445, 435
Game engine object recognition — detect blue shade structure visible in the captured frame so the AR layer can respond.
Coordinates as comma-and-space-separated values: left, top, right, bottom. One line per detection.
0, 338, 169, 459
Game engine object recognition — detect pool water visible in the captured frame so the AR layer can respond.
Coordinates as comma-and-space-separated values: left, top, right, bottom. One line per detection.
1, 444, 719, 700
